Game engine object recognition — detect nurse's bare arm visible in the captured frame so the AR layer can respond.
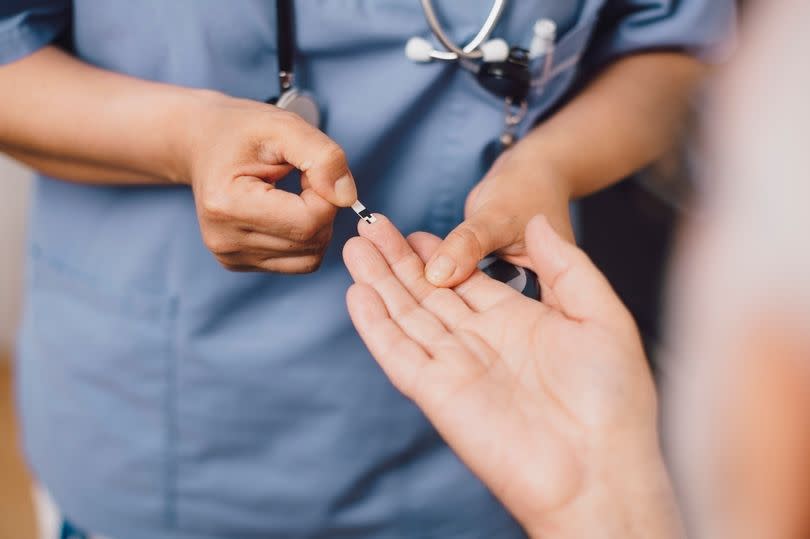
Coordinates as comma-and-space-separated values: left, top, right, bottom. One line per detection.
0, 46, 358, 274
519, 52, 705, 198
0, 145, 164, 184
426, 53, 707, 287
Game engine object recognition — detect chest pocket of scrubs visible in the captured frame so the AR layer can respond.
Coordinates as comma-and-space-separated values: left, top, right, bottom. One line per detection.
518, 10, 602, 135
421, 7, 600, 236
17, 250, 176, 529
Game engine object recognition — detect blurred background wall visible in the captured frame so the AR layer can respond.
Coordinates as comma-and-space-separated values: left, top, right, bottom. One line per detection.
0, 155, 32, 358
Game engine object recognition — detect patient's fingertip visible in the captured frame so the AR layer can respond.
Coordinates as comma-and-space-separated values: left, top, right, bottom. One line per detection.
342, 235, 362, 255
342, 236, 371, 266
345, 282, 364, 305
357, 213, 391, 239
406, 231, 435, 244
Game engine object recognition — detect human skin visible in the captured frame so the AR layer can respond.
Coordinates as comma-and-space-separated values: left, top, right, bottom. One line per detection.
0, 45, 702, 276
343, 213, 682, 538
0, 46, 357, 273
425, 53, 708, 287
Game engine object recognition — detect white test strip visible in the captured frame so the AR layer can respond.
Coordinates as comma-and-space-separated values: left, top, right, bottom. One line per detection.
351, 200, 377, 224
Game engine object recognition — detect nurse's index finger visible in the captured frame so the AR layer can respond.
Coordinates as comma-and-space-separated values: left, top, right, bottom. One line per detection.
357, 215, 472, 329
262, 115, 357, 207
231, 178, 336, 241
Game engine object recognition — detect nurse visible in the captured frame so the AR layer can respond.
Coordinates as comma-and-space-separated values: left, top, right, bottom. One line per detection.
0, 1, 733, 538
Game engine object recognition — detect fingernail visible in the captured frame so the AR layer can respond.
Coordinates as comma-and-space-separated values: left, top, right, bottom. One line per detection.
426, 255, 456, 285
334, 175, 357, 206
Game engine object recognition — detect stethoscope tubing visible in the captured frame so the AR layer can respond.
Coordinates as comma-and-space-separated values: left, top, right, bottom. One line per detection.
419, 0, 507, 61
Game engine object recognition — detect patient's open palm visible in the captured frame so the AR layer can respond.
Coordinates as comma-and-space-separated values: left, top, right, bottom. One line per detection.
343, 215, 655, 531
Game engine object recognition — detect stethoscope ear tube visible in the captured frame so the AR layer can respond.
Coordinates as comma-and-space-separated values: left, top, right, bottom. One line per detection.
407, 0, 557, 106
276, 0, 296, 92
267, 0, 321, 127
418, 0, 507, 61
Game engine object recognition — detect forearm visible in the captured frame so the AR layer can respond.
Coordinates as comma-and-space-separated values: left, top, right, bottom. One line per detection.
1, 145, 164, 184
516, 52, 707, 199
0, 46, 210, 185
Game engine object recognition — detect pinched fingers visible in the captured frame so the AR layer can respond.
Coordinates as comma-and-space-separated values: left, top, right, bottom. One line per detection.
407, 231, 519, 313
197, 175, 336, 272
260, 112, 357, 207
356, 215, 472, 328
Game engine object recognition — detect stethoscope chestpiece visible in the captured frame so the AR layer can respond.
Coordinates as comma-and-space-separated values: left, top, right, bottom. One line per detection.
273, 89, 321, 128
476, 47, 531, 102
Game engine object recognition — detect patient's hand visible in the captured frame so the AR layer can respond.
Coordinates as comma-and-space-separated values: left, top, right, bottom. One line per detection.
343, 214, 677, 538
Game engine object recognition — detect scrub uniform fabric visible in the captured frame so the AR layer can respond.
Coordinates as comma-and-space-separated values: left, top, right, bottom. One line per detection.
2, 1, 734, 537
34, 487, 108, 539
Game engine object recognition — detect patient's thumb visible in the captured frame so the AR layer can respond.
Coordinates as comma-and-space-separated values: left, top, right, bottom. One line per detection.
525, 215, 625, 325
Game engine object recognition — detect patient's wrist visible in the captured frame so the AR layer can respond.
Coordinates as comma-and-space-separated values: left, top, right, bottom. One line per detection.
524, 444, 681, 539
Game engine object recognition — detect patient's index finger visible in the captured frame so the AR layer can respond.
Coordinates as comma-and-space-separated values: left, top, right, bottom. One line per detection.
358, 215, 471, 327
406, 231, 518, 312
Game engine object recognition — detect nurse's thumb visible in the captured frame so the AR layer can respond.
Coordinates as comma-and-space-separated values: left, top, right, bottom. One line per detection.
525, 215, 625, 325
425, 210, 507, 287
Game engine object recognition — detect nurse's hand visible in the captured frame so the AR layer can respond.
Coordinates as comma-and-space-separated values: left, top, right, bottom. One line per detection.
343, 214, 679, 538
184, 94, 358, 273
424, 151, 573, 287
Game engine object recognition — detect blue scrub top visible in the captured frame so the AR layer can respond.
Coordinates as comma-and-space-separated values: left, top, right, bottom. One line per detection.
2, 1, 734, 537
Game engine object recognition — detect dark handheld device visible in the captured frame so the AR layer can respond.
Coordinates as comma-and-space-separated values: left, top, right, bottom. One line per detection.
479, 256, 541, 300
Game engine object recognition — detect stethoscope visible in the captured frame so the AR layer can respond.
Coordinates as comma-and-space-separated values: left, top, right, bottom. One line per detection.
271, 0, 557, 151
266, 0, 320, 127
268, 0, 544, 300
405, 0, 557, 151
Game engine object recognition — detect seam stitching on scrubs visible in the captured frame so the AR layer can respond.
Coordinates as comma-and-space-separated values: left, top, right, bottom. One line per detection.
28, 245, 169, 318
164, 295, 180, 528
426, 68, 466, 234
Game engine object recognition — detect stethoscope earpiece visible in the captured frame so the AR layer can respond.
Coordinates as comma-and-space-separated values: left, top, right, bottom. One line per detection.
406, 1, 557, 153
479, 38, 509, 63
405, 36, 434, 63
529, 19, 557, 58
406, 1, 556, 105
